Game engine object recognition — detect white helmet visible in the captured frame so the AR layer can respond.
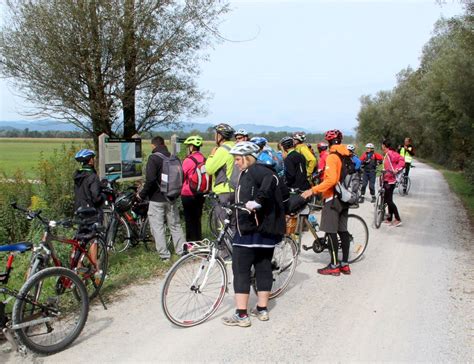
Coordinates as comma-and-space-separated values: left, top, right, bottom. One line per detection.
229, 141, 260, 159
365, 143, 375, 149
235, 128, 248, 136
347, 144, 356, 152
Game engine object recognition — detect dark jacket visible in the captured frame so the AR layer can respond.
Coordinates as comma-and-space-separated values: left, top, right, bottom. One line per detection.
360, 151, 383, 172
284, 150, 310, 191
73, 166, 103, 212
235, 164, 286, 238
139, 145, 170, 202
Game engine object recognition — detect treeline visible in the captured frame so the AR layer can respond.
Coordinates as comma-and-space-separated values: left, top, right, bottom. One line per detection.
0, 128, 88, 138
356, 5, 473, 182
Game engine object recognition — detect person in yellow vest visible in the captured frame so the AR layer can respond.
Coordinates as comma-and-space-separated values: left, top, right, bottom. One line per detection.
292, 131, 317, 182
398, 137, 415, 194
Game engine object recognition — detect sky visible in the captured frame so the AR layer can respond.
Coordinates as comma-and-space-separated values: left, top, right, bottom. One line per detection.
0, 0, 465, 133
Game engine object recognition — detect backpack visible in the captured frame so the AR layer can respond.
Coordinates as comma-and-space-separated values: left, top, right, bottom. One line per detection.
153, 152, 183, 200
221, 144, 241, 190
332, 151, 361, 206
188, 155, 211, 195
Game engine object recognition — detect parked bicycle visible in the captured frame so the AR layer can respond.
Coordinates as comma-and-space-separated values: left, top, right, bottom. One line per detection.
0, 243, 88, 355
11, 203, 108, 307
161, 202, 298, 327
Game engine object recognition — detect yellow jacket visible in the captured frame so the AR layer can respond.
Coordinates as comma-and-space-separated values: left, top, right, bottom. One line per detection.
295, 144, 317, 177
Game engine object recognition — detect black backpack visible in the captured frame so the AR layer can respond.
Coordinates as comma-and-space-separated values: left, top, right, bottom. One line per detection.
331, 151, 360, 206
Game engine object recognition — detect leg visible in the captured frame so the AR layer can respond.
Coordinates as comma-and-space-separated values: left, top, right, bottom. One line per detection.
368, 171, 376, 198
195, 195, 205, 240
147, 201, 169, 259
337, 208, 350, 264
181, 196, 194, 241
384, 183, 401, 222
166, 200, 185, 255
360, 172, 369, 196
253, 248, 275, 309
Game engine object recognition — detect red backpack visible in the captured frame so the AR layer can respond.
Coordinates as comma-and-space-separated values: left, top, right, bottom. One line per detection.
188, 155, 211, 195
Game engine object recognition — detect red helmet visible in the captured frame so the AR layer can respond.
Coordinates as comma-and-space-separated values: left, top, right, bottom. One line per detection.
324, 129, 343, 142
317, 142, 328, 151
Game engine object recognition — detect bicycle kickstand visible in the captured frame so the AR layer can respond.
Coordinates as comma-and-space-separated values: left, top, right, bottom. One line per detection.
98, 292, 107, 310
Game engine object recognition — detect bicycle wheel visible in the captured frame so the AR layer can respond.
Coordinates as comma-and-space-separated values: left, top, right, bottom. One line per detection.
161, 251, 227, 327
141, 216, 153, 251
108, 215, 132, 253
12, 267, 89, 355
76, 237, 108, 301
209, 205, 224, 238
341, 214, 369, 263
374, 193, 384, 229
405, 176, 411, 194
269, 236, 298, 299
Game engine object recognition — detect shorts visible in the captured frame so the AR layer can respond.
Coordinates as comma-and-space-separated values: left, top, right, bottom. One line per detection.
319, 198, 349, 234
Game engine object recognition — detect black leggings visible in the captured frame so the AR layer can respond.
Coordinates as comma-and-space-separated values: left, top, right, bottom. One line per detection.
181, 195, 205, 241
327, 231, 351, 265
384, 182, 401, 221
232, 246, 274, 294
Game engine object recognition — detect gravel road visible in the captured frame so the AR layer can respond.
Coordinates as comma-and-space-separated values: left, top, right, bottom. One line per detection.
3, 161, 473, 363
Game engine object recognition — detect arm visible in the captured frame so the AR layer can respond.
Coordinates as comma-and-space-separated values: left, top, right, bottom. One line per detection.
140, 155, 159, 199
255, 172, 277, 206
311, 155, 339, 194
90, 175, 104, 205
182, 157, 195, 182
204, 147, 226, 175
284, 157, 297, 187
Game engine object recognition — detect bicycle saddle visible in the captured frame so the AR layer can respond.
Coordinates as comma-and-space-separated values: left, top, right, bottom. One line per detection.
0, 242, 33, 253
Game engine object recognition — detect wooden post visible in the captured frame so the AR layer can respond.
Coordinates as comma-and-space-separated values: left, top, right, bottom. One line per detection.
98, 133, 109, 179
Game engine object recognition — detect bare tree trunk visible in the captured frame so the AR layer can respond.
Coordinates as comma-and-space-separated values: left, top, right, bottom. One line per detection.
123, 0, 137, 138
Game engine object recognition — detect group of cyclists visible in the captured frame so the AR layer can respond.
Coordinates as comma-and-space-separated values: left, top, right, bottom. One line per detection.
72, 124, 415, 328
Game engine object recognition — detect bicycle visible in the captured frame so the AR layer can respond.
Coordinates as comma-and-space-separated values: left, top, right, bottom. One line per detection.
11, 203, 108, 307
0, 243, 88, 355
161, 203, 298, 327
397, 173, 411, 196
292, 202, 369, 263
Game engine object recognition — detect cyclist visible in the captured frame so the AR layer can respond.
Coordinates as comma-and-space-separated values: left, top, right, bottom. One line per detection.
316, 142, 329, 182
250, 136, 284, 177
398, 137, 415, 193
280, 136, 310, 191
235, 128, 250, 142
73, 149, 104, 218
292, 131, 317, 181
347, 144, 361, 171
222, 142, 286, 327
139, 136, 184, 260
301, 129, 352, 276
382, 139, 405, 227
181, 135, 206, 241
205, 123, 236, 224
359, 143, 383, 203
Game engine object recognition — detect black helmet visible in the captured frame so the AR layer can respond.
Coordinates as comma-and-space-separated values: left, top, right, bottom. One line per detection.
214, 123, 235, 140
280, 136, 294, 150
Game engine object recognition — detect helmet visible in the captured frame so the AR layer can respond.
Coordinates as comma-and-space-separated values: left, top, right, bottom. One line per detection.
365, 143, 375, 149
183, 135, 203, 147
214, 123, 235, 139
250, 136, 268, 148
347, 144, 356, 152
75, 149, 96, 163
292, 131, 306, 142
229, 141, 260, 159
280, 136, 294, 150
324, 129, 343, 142
235, 128, 248, 137
317, 142, 328, 151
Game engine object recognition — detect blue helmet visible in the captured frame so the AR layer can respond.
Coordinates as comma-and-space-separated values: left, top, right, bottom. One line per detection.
250, 136, 268, 148
75, 149, 96, 163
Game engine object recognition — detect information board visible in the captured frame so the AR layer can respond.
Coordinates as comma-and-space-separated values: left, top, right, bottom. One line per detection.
99, 135, 143, 181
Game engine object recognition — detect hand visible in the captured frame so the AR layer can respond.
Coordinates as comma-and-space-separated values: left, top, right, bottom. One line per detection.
245, 201, 261, 210
301, 189, 313, 199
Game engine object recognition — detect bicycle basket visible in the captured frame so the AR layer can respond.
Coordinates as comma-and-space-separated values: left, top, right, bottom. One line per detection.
285, 215, 298, 234
132, 200, 149, 217
115, 191, 135, 213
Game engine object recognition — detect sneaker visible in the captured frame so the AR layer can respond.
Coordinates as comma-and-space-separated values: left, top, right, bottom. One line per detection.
383, 219, 392, 225
317, 264, 340, 276
340, 265, 351, 275
391, 220, 403, 227
222, 313, 251, 327
250, 307, 269, 321
358, 196, 365, 203
371, 196, 376, 203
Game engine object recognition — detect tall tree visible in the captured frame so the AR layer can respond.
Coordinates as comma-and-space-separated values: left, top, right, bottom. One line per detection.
0, 0, 228, 147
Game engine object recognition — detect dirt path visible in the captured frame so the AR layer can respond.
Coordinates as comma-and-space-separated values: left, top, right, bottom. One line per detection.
3, 161, 473, 363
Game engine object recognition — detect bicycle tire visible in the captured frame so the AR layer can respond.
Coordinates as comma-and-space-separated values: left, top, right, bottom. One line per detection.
141, 216, 153, 251
161, 251, 227, 327
267, 236, 298, 299
13, 267, 89, 355
76, 237, 108, 301
108, 215, 132, 253
374, 193, 384, 229
343, 214, 369, 263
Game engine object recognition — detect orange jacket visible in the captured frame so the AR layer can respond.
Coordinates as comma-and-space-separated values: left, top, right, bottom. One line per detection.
311, 144, 350, 200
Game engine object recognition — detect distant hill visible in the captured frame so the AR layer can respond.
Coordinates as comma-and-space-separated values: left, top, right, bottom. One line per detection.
0, 120, 354, 136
